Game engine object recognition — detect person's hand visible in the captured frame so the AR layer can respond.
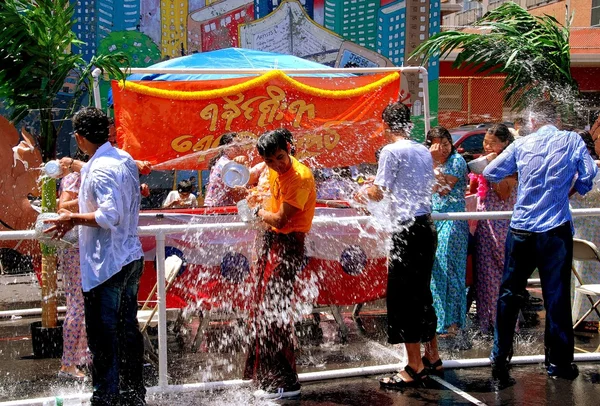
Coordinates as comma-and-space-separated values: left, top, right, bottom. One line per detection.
43, 209, 75, 239
136, 160, 152, 175
429, 143, 445, 163
233, 155, 249, 166
140, 183, 150, 197
485, 152, 498, 162
595, 160, 600, 169
353, 189, 368, 205
58, 157, 83, 174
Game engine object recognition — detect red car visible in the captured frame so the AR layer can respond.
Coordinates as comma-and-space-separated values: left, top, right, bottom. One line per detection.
450, 124, 492, 162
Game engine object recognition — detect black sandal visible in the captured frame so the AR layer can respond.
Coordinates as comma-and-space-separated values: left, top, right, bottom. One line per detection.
422, 356, 444, 376
379, 365, 427, 390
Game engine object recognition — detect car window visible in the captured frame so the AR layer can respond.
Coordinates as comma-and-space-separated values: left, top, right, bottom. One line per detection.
458, 133, 485, 154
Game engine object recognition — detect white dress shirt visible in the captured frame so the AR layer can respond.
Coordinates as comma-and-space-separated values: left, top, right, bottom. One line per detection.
78, 142, 144, 292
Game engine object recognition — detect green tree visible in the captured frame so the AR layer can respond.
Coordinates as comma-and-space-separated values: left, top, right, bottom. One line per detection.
0, 0, 129, 329
410, 2, 578, 113
98, 31, 161, 68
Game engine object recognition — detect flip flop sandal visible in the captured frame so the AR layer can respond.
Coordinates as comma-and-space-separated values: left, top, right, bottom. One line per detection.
422, 356, 444, 375
379, 366, 426, 390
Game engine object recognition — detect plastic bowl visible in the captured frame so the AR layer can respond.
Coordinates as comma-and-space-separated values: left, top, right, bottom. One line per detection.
222, 162, 250, 188
467, 156, 489, 174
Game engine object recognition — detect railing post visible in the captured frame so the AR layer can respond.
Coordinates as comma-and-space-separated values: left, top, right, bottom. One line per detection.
155, 232, 168, 388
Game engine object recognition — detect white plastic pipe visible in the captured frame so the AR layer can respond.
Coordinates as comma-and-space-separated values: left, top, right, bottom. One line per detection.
155, 232, 168, 388
2, 353, 599, 405
0, 306, 67, 319
92, 68, 102, 109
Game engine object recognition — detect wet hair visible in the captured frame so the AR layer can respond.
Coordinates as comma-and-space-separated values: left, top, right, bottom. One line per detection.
257, 128, 293, 157
528, 100, 558, 125
578, 130, 598, 159
487, 123, 514, 150
107, 117, 115, 126
513, 117, 524, 126
425, 126, 455, 153
177, 180, 193, 194
208, 132, 238, 170
72, 107, 109, 145
382, 102, 411, 133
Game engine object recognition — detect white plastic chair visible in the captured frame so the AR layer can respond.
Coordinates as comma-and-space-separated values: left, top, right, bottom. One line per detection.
138, 255, 183, 333
571, 238, 600, 329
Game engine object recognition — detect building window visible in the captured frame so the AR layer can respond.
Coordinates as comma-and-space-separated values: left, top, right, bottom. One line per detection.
593, 0, 600, 26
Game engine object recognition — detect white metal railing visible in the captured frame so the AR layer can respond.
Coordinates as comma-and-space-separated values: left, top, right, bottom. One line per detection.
2, 208, 600, 389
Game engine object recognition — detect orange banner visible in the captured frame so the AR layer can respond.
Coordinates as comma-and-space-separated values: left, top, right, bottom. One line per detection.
111, 70, 400, 170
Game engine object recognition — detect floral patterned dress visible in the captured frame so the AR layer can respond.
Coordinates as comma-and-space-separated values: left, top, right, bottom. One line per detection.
431, 152, 469, 334
204, 156, 236, 207
473, 175, 517, 333
58, 172, 90, 367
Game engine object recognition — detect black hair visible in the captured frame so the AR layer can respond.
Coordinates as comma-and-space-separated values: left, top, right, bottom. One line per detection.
487, 123, 514, 149
578, 130, 598, 159
528, 100, 558, 125
72, 107, 109, 145
513, 117, 524, 126
73, 148, 89, 163
382, 102, 411, 132
177, 180, 193, 194
257, 128, 293, 157
208, 132, 238, 170
425, 126, 455, 153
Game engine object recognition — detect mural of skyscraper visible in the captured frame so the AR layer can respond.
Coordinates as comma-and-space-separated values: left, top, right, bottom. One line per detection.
70, 0, 97, 62
97, 0, 141, 46
376, 1, 406, 66
160, 0, 189, 58
254, 0, 314, 19
428, 0, 440, 82
141, 0, 162, 46
323, 0, 379, 51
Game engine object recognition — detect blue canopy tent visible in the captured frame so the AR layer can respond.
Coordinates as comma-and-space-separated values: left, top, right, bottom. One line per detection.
107, 48, 348, 106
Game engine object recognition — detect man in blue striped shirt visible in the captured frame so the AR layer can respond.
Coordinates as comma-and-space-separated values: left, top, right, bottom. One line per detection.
483, 100, 597, 381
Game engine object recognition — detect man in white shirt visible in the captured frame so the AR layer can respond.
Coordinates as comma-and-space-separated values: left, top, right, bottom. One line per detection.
45, 107, 146, 406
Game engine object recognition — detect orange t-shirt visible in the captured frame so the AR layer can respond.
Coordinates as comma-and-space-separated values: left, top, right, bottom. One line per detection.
267, 156, 316, 234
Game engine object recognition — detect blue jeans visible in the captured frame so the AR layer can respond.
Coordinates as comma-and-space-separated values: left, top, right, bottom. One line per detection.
491, 223, 574, 367
84, 258, 145, 406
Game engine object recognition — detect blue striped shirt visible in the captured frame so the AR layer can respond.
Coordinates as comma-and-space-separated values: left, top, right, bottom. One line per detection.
483, 124, 597, 232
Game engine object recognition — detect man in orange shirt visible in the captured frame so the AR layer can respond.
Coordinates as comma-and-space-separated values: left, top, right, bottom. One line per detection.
244, 128, 316, 400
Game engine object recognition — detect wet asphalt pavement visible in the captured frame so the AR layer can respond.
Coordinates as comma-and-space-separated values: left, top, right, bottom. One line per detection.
0, 273, 599, 405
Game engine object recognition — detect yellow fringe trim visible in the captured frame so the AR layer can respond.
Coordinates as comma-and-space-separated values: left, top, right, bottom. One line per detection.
117, 70, 399, 100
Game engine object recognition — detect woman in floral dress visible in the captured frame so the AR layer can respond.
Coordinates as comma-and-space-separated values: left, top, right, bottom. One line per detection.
472, 124, 517, 334
427, 126, 469, 335
57, 153, 90, 380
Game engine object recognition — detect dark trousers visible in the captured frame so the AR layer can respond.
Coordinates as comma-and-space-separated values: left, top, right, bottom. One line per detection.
387, 214, 438, 344
244, 231, 304, 390
491, 223, 574, 367
84, 258, 146, 406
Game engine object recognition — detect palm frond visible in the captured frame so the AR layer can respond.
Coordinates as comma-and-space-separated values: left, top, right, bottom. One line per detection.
410, 2, 578, 111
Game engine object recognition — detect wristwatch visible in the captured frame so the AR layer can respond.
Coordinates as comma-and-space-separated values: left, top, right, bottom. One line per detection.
253, 206, 261, 218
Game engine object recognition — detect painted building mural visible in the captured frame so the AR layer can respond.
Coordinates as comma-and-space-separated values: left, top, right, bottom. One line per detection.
68, 0, 440, 132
